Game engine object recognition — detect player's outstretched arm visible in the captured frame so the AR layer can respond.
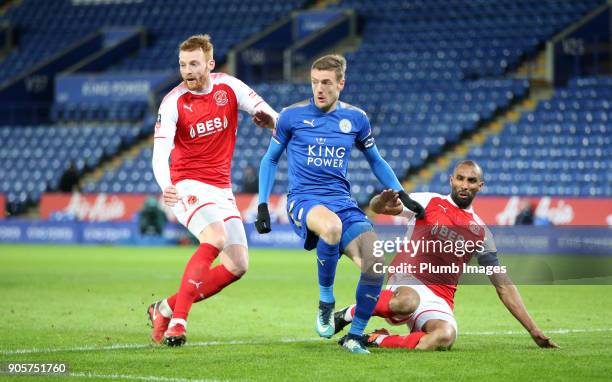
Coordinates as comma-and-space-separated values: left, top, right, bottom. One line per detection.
488, 272, 560, 348
255, 138, 286, 234
369, 189, 403, 215
362, 146, 425, 218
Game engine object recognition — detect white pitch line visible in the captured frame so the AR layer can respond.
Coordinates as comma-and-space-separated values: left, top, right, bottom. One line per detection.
462, 328, 612, 336
0, 338, 319, 356
2, 328, 611, 356
69, 372, 223, 382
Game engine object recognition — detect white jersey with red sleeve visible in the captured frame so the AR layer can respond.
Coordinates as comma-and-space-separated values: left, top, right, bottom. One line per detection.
389, 192, 498, 310
152, 73, 276, 190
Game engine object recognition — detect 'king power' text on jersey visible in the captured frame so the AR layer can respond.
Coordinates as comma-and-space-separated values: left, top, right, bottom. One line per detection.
273, 98, 374, 200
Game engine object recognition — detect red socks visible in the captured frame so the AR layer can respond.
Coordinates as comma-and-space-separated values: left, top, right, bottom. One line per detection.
193, 264, 240, 303
171, 244, 220, 320
373, 289, 394, 318
379, 332, 426, 349
166, 253, 241, 314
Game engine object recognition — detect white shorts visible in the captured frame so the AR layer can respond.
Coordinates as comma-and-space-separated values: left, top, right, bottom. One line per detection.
386, 274, 458, 336
171, 180, 247, 249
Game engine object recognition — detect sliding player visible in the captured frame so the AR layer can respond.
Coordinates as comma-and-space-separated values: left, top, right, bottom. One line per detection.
334, 161, 558, 350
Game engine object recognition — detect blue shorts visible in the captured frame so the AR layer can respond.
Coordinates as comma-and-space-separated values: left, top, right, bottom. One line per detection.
286, 197, 373, 252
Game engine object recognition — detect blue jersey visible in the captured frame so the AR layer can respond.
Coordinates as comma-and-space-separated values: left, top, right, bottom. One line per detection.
273, 98, 375, 200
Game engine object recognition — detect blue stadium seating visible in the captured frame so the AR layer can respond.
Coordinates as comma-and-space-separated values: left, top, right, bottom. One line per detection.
0, 123, 149, 214
0, 0, 307, 213
80, 0, 604, 205
332, 0, 603, 78
0, 0, 306, 84
417, 76, 612, 197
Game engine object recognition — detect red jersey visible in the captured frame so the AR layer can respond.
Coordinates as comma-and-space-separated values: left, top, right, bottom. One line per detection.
390, 193, 497, 309
154, 73, 267, 188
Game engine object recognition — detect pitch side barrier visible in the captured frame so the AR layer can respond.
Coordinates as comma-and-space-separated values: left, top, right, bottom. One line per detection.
1, 220, 611, 283
245, 224, 612, 256
0, 219, 181, 245
0, 220, 610, 256
37, 193, 612, 226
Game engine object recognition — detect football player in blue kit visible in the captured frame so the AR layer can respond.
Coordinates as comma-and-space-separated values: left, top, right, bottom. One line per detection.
256, 55, 425, 353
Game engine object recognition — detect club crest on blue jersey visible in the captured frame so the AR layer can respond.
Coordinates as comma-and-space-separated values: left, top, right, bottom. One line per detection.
339, 119, 352, 133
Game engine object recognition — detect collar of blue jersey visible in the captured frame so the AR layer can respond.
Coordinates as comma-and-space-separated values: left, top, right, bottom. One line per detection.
444, 194, 474, 213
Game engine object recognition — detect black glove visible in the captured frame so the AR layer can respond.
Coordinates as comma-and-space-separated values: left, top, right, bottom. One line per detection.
398, 191, 425, 219
255, 203, 272, 233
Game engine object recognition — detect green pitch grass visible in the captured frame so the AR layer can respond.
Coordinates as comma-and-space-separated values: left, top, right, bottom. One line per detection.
1, 245, 611, 381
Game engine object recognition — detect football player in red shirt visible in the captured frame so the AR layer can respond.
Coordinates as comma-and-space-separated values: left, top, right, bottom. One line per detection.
148, 34, 277, 346
334, 160, 559, 350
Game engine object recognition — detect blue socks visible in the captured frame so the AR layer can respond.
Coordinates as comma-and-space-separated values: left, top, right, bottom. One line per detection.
349, 273, 384, 336
316, 238, 340, 304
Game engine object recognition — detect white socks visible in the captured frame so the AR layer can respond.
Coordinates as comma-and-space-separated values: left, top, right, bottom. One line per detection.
159, 299, 173, 318
344, 305, 356, 321
168, 318, 187, 329
374, 334, 388, 345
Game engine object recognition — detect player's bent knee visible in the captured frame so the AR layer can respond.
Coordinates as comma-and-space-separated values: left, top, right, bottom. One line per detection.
390, 287, 420, 316
232, 257, 248, 276
434, 326, 456, 350
319, 222, 342, 245
307, 206, 342, 244
222, 245, 249, 276
225, 262, 247, 277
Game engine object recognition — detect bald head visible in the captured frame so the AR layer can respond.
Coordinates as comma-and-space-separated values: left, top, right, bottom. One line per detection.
453, 160, 483, 181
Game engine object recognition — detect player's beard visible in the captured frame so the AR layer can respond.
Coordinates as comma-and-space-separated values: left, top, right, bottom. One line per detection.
451, 189, 474, 209
184, 74, 207, 92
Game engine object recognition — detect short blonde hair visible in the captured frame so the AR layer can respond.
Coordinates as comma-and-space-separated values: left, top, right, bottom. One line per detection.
311, 54, 346, 81
179, 34, 214, 60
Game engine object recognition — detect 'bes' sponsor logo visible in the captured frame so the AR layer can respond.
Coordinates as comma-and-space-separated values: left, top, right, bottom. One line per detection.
190, 116, 228, 138
431, 224, 466, 243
